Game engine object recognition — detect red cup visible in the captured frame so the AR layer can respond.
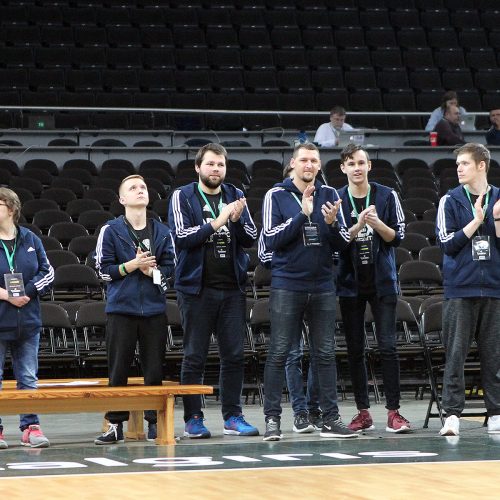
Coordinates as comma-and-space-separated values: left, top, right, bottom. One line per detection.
430, 131, 438, 147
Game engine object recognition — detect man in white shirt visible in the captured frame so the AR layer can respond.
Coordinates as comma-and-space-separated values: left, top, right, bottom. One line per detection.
314, 106, 354, 147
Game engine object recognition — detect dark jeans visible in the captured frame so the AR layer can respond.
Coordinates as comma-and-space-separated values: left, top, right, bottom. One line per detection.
178, 287, 246, 422
285, 337, 320, 415
105, 313, 167, 424
264, 288, 339, 421
442, 298, 500, 417
339, 294, 400, 411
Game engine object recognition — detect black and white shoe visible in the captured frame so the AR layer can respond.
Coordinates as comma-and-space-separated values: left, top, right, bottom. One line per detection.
320, 417, 358, 438
94, 423, 124, 445
293, 412, 315, 433
263, 417, 283, 441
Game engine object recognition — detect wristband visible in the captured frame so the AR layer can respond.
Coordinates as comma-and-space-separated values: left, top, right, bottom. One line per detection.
495, 218, 500, 222
120, 263, 129, 275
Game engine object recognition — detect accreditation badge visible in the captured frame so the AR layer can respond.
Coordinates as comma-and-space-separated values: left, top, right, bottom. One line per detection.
472, 235, 491, 261
356, 239, 373, 265
213, 233, 229, 259
4, 273, 25, 297
302, 223, 322, 247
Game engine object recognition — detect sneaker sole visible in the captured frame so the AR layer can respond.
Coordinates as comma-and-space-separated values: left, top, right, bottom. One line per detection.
439, 429, 459, 436
146, 437, 156, 442
320, 432, 358, 438
386, 426, 412, 433
94, 439, 125, 445
223, 429, 259, 436
350, 424, 375, 432
293, 424, 315, 433
262, 434, 283, 441
183, 432, 211, 439
21, 441, 50, 448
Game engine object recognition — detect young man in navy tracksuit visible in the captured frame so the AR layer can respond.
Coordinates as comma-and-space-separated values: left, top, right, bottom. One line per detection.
336, 144, 412, 434
169, 143, 259, 439
436, 143, 500, 436
94, 175, 174, 445
259, 142, 357, 441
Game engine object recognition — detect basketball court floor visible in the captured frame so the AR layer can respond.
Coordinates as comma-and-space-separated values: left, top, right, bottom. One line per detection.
1, 396, 499, 499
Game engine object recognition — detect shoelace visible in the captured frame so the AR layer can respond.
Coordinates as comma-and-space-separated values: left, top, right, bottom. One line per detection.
266, 419, 279, 432
392, 412, 410, 424
103, 424, 118, 437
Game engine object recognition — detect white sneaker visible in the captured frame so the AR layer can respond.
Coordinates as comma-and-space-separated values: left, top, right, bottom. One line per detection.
439, 415, 460, 436
487, 415, 500, 434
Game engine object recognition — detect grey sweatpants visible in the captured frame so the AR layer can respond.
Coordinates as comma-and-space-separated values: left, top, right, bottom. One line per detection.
442, 298, 500, 417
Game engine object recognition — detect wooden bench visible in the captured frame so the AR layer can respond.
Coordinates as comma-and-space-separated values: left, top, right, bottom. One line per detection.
0, 378, 212, 445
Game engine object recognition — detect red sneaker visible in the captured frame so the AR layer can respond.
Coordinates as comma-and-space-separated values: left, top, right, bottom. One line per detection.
21, 425, 50, 448
348, 409, 375, 432
386, 410, 412, 433
0, 430, 8, 449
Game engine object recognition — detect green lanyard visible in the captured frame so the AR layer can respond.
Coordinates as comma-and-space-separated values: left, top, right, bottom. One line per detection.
464, 186, 490, 220
198, 184, 223, 219
1, 239, 16, 273
347, 185, 371, 219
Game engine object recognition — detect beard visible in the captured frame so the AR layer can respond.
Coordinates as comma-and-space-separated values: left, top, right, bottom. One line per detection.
200, 172, 224, 189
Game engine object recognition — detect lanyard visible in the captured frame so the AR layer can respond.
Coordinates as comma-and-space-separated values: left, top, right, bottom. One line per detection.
464, 186, 490, 220
124, 218, 151, 252
347, 185, 371, 219
1, 239, 16, 272
198, 184, 223, 219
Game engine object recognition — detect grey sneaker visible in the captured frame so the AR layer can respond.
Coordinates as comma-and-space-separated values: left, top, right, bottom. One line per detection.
94, 422, 124, 445
320, 417, 358, 438
308, 410, 323, 431
293, 412, 315, 433
263, 417, 283, 441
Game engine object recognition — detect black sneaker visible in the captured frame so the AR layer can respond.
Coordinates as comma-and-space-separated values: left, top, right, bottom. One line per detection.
94, 423, 124, 445
147, 422, 157, 442
309, 410, 323, 431
263, 417, 283, 441
293, 412, 315, 433
320, 417, 358, 438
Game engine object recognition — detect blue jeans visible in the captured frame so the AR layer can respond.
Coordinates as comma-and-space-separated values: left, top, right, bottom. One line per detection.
178, 287, 246, 422
264, 288, 340, 421
0, 333, 40, 431
285, 337, 320, 415
339, 294, 400, 410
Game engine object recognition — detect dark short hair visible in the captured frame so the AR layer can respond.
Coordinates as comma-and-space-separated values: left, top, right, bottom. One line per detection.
194, 143, 228, 167
340, 143, 370, 164
330, 106, 346, 116
0, 187, 21, 223
454, 142, 491, 173
292, 142, 319, 159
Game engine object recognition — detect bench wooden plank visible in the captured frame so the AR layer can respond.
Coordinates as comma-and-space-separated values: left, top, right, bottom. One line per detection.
0, 384, 212, 445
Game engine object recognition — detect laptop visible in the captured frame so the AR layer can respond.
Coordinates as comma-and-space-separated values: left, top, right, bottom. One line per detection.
460, 114, 476, 131
337, 130, 365, 148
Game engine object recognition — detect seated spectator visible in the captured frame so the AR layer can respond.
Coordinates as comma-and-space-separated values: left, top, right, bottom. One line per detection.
486, 108, 500, 146
435, 104, 465, 146
314, 106, 354, 147
425, 91, 468, 132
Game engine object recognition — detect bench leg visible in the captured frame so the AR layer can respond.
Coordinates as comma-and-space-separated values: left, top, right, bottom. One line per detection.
126, 410, 146, 440
156, 394, 175, 445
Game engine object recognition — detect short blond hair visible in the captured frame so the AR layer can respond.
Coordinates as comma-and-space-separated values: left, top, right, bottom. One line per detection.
0, 187, 21, 223
118, 174, 145, 195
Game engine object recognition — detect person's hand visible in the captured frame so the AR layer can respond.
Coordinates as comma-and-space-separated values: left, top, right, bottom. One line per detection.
135, 247, 156, 274
364, 205, 381, 229
492, 198, 500, 221
473, 193, 486, 224
8, 296, 30, 308
321, 200, 342, 225
301, 185, 315, 217
230, 197, 246, 222
212, 202, 234, 230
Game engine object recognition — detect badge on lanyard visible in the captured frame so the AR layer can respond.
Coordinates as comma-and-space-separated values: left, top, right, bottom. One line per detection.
303, 223, 322, 247
213, 233, 229, 258
4, 272, 25, 297
356, 239, 373, 265
472, 235, 491, 261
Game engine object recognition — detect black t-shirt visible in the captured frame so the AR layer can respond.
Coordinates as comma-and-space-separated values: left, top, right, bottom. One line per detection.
466, 187, 490, 235
348, 184, 376, 296
1, 238, 15, 254
196, 189, 237, 289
